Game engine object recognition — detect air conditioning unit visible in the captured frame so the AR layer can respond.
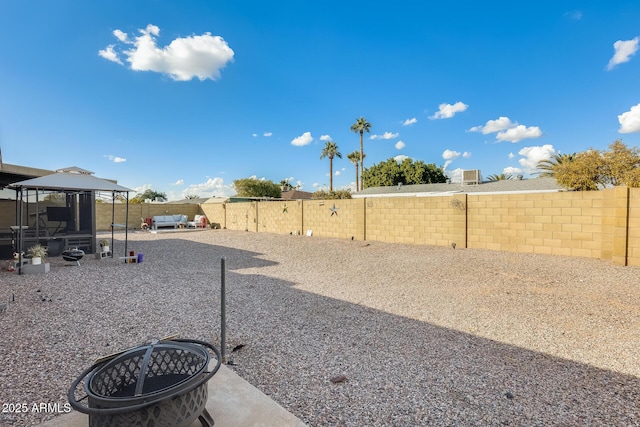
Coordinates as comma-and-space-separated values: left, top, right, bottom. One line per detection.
462, 169, 481, 185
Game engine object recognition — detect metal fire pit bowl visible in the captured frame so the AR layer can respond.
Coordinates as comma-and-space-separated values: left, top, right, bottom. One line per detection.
68, 338, 221, 427
62, 248, 85, 266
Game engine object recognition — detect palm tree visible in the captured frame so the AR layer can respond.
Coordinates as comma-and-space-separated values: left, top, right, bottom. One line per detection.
320, 141, 342, 191
347, 151, 359, 190
535, 153, 576, 178
347, 151, 365, 191
350, 117, 372, 191
486, 173, 514, 182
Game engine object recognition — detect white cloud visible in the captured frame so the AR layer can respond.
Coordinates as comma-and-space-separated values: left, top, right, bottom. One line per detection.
113, 29, 128, 42
517, 144, 556, 173
508, 152, 515, 159
100, 24, 234, 81
105, 155, 126, 163
496, 125, 542, 143
618, 103, 640, 133
395, 140, 406, 150
462, 151, 471, 158
181, 177, 234, 199
469, 116, 541, 142
320, 134, 332, 141
335, 171, 341, 176
133, 184, 153, 195
469, 116, 514, 134
565, 10, 582, 20
263, 132, 272, 137
252, 133, 258, 137
402, 118, 417, 126
370, 132, 399, 140
291, 131, 313, 146
607, 37, 639, 71
442, 149, 460, 160
172, 179, 184, 185
442, 149, 460, 170
429, 101, 468, 120
98, 45, 123, 64
312, 183, 320, 188
394, 155, 410, 162
503, 166, 522, 175
447, 168, 464, 183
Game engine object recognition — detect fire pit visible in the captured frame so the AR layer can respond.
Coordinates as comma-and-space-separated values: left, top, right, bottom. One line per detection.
62, 248, 85, 266
68, 338, 221, 427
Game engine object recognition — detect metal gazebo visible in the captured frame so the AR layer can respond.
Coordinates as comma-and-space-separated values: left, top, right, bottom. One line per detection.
9, 167, 132, 274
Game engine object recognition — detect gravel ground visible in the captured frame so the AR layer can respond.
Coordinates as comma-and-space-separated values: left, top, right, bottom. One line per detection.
1, 229, 640, 426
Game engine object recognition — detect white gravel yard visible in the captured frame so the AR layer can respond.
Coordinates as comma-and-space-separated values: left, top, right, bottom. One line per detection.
1, 229, 640, 426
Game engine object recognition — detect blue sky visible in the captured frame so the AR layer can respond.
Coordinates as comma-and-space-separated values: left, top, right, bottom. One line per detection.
2, 1, 640, 200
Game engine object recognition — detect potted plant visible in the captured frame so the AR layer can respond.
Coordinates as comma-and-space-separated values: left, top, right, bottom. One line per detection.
99, 238, 110, 253
28, 244, 47, 265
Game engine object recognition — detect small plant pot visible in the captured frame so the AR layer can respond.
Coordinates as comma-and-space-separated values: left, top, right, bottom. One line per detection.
32, 256, 42, 265
102, 246, 110, 253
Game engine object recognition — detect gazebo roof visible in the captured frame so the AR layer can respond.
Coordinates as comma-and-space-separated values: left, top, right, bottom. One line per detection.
9, 168, 131, 192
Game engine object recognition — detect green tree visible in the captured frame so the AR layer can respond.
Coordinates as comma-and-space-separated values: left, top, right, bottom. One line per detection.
320, 141, 342, 191
554, 141, 640, 190
279, 179, 295, 191
554, 150, 603, 191
350, 117, 372, 191
130, 189, 167, 204
486, 173, 514, 182
362, 158, 446, 187
535, 153, 576, 178
601, 140, 640, 186
233, 178, 282, 198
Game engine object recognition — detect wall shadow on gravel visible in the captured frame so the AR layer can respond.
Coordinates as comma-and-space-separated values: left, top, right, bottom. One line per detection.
217, 270, 640, 426
108, 237, 639, 426
110, 236, 280, 271
9, 237, 637, 427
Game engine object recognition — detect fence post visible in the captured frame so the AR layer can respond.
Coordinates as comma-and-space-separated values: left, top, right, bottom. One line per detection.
220, 256, 226, 363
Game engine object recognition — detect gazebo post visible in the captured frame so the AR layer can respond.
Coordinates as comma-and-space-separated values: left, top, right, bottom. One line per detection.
17, 187, 24, 275
111, 191, 115, 258
124, 192, 129, 257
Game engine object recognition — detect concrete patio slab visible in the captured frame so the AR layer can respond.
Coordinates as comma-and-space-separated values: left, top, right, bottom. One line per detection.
40, 364, 307, 427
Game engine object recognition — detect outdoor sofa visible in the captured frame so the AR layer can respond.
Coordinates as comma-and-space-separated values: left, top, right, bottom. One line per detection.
152, 215, 188, 229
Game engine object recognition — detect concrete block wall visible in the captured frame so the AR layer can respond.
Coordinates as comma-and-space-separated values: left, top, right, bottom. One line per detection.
365, 194, 467, 246
467, 191, 605, 258
302, 199, 365, 239
200, 203, 226, 229
89, 187, 640, 265
224, 202, 258, 232
628, 188, 640, 266
257, 200, 303, 235
96, 203, 201, 230
0, 200, 18, 226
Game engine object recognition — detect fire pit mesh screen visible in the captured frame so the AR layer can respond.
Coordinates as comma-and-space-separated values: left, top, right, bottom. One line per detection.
69, 338, 220, 427
89, 348, 207, 399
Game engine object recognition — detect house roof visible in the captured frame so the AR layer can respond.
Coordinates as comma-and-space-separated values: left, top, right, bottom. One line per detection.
281, 189, 313, 200
0, 162, 54, 188
165, 197, 211, 204
353, 177, 564, 198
